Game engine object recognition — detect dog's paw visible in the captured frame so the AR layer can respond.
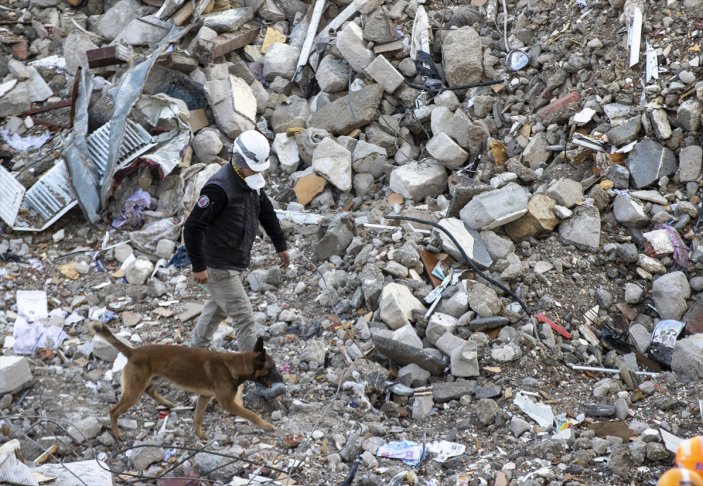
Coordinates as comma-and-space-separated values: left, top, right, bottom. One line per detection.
262, 423, 277, 432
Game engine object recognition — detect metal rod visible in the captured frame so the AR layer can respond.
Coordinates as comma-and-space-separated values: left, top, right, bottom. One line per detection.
568, 363, 660, 377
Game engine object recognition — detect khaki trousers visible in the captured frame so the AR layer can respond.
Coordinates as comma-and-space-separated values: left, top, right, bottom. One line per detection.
190, 268, 257, 351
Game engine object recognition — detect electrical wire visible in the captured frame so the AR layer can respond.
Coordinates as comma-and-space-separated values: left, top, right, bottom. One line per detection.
403, 78, 504, 92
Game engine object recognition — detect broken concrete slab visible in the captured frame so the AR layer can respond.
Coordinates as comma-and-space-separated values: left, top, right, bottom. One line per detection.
613, 194, 648, 227
460, 183, 530, 230
426, 313, 458, 345
450, 340, 480, 377
372, 334, 445, 375
114, 15, 171, 46
559, 205, 601, 251
272, 95, 310, 133
392, 324, 424, 349
204, 75, 256, 138
316, 55, 349, 93
178, 302, 204, 322
315, 219, 354, 260
678, 145, 702, 182
0, 82, 31, 118
202, 8, 254, 33
273, 132, 301, 173
352, 140, 387, 178
67, 416, 102, 443
388, 161, 448, 201
626, 139, 678, 189
193, 24, 260, 64
94, 0, 150, 41
545, 178, 583, 209
307, 84, 384, 135
433, 218, 492, 269
652, 271, 690, 320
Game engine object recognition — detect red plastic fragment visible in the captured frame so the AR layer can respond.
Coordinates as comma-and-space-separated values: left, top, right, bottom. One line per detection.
535, 312, 572, 340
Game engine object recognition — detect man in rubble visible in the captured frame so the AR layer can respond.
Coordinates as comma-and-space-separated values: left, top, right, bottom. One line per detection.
184, 129, 290, 351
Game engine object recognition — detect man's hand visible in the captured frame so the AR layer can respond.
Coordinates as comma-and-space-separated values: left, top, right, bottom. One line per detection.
277, 250, 290, 269
193, 270, 208, 284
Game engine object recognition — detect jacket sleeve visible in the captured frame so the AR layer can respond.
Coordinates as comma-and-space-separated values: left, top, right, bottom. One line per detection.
183, 185, 228, 272
258, 190, 288, 253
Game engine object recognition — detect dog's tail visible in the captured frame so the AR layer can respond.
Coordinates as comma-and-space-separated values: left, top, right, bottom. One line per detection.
88, 322, 133, 358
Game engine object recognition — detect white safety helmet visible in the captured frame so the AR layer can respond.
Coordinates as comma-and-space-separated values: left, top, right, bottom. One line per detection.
230, 130, 271, 172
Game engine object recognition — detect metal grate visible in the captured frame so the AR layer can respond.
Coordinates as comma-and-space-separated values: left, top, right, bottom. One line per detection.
7, 120, 156, 231
0, 164, 25, 227
13, 161, 78, 232
86, 119, 155, 174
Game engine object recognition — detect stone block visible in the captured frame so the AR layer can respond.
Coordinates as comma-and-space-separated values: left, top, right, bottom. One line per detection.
364, 54, 404, 93
0, 356, 32, 394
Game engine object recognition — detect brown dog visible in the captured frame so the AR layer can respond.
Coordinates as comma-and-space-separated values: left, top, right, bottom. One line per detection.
89, 322, 282, 440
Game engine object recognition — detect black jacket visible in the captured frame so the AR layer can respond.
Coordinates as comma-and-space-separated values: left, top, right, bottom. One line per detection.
184, 164, 287, 273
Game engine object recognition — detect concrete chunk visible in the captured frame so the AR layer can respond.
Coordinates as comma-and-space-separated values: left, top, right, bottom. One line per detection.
426, 313, 458, 345
433, 218, 492, 269
263, 42, 301, 81
316, 56, 349, 93
626, 139, 678, 189
613, 194, 648, 227
202, 8, 254, 33
545, 178, 583, 209
0, 356, 33, 394
426, 133, 469, 169
450, 340, 480, 377
559, 205, 601, 251
312, 137, 352, 192
679, 145, 702, 182
307, 84, 383, 134
364, 54, 404, 93
389, 161, 448, 201
460, 183, 530, 230
372, 334, 445, 375
442, 27, 482, 86
204, 75, 256, 138
379, 282, 425, 330
272, 133, 300, 173
94, 0, 149, 40
392, 324, 424, 349
336, 22, 374, 72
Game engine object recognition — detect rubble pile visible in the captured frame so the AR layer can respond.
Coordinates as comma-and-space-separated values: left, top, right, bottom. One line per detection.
3, 0, 703, 482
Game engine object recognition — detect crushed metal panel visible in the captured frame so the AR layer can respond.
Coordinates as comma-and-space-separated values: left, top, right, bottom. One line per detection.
13, 160, 79, 232
86, 119, 156, 174
0, 164, 26, 227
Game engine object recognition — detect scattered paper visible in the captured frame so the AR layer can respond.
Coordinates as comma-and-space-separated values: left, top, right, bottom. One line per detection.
426, 440, 466, 462
514, 392, 555, 429
16, 290, 48, 321
376, 441, 425, 466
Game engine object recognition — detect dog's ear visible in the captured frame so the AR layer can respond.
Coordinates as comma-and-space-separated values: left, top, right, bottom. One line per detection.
254, 337, 264, 353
